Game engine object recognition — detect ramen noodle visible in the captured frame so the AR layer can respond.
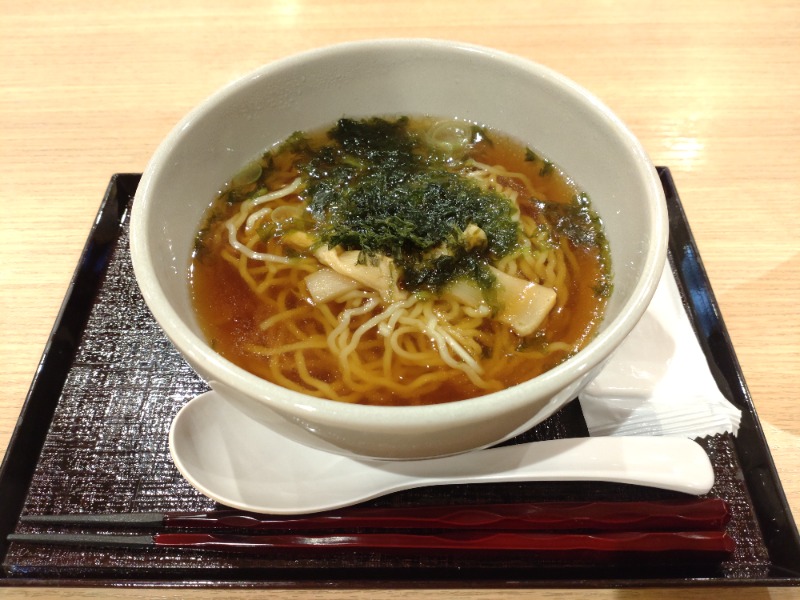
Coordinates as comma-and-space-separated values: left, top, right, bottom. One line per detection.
190, 116, 611, 405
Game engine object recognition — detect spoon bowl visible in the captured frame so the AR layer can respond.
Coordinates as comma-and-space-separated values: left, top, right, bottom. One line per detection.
169, 392, 714, 514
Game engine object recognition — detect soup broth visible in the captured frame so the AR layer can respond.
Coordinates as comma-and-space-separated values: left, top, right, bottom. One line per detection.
191, 116, 611, 405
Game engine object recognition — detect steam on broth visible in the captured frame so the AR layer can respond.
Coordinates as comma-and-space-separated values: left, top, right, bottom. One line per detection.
190, 116, 611, 406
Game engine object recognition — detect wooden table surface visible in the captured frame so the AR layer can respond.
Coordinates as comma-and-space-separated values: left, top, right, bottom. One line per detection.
1, 1, 798, 597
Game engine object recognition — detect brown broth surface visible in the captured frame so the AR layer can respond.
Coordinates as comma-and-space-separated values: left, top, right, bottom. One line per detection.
190, 117, 610, 405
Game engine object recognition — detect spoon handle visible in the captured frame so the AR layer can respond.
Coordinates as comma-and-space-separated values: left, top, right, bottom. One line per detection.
381, 436, 715, 496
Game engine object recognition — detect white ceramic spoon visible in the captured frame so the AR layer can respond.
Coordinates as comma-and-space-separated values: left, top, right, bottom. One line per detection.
169, 391, 715, 514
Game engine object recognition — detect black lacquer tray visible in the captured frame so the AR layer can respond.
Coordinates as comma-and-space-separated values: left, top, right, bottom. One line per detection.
0, 169, 798, 589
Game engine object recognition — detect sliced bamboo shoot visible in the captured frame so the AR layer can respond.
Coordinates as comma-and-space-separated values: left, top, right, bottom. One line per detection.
489, 266, 557, 336
305, 268, 360, 303
314, 248, 406, 302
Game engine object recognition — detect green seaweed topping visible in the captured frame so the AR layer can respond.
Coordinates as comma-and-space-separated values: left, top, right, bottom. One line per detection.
303, 117, 521, 295
539, 160, 554, 176
534, 192, 606, 249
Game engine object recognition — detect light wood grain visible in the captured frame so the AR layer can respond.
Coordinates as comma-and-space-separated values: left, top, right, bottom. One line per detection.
1, 0, 798, 597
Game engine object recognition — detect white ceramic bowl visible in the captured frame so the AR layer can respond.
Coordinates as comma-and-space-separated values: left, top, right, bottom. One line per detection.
131, 39, 667, 460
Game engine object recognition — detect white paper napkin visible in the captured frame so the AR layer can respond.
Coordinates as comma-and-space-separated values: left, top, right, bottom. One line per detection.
578, 263, 741, 439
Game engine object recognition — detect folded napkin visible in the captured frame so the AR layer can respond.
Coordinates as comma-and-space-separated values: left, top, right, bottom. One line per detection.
578, 263, 741, 439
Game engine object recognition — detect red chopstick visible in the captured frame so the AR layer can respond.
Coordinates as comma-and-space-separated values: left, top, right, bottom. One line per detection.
10, 500, 735, 560
7, 530, 735, 559
19, 499, 730, 532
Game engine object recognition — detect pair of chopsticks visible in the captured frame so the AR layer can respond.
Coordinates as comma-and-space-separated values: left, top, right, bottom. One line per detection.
8, 499, 735, 558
